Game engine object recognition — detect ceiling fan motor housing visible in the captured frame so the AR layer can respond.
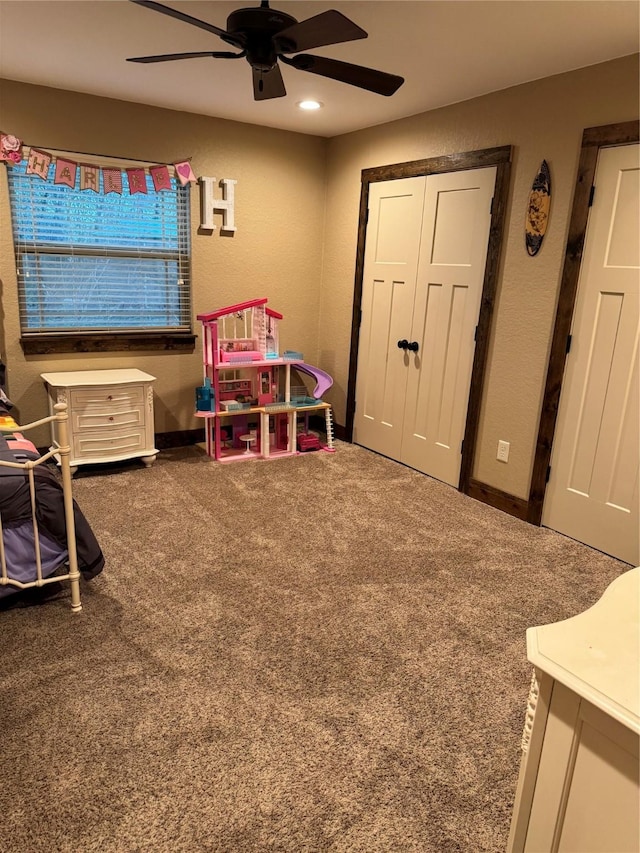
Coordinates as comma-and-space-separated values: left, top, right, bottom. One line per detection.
225, 6, 298, 71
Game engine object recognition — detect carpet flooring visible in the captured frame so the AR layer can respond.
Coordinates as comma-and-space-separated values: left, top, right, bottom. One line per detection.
0, 442, 628, 852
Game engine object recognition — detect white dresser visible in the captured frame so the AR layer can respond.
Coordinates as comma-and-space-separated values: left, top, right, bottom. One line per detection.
508, 567, 640, 853
41, 369, 158, 474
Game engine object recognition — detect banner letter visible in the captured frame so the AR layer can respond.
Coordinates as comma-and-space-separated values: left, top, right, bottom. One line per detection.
80, 165, 99, 192
103, 168, 123, 194
150, 164, 172, 192
27, 148, 52, 180
54, 158, 77, 188
126, 168, 147, 195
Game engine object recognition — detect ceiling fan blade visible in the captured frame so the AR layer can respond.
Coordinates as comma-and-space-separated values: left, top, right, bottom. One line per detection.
129, 0, 243, 48
274, 10, 366, 53
252, 65, 287, 101
128, 51, 244, 63
285, 54, 404, 96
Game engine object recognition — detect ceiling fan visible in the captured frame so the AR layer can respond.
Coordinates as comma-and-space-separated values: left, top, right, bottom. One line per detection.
126, 0, 404, 101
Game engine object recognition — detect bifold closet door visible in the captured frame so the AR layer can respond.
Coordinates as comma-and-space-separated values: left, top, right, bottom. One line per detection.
354, 167, 496, 488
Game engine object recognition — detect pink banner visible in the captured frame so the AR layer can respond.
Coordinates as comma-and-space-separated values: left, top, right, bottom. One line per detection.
26, 148, 52, 180
102, 168, 123, 195
2, 129, 198, 195
80, 164, 100, 192
150, 164, 171, 192
173, 159, 196, 186
126, 168, 147, 195
54, 158, 77, 188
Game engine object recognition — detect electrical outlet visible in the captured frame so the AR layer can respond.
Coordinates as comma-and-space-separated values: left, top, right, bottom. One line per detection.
497, 440, 510, 463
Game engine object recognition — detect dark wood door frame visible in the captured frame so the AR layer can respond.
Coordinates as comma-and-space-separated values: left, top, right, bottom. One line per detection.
528, 120, 639, 525
345, 145, 513, 497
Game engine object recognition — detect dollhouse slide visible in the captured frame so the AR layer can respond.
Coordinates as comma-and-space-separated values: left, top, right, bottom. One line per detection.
291, 363, 333, 398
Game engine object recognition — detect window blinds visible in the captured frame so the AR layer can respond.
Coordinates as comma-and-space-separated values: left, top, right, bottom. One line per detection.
6, 155, 192, 334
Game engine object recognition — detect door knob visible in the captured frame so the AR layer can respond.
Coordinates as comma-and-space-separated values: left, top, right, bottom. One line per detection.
397, 339, 409, 350
408, 341, 419, 352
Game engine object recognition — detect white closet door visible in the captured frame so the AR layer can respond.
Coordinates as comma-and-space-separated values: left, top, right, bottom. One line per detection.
401, 167, 496, 485
354, 167, 496, 487
543, 143, 640, 565
353, 176, 426, 459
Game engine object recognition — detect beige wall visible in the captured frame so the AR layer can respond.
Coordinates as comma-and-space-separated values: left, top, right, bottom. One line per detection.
0, 80, 327, 444
321, 54, 639, 499
1, 55, 638, 502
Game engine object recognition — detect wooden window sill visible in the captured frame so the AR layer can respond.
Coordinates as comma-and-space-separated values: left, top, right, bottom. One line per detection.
20, 333, 197, 355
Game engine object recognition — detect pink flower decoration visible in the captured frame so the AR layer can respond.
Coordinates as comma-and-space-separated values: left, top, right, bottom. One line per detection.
1, 133, 23, 163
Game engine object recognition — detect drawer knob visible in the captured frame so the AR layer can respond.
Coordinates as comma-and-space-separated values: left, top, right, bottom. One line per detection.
107, 394, 113, 400
109, 416, 114, 422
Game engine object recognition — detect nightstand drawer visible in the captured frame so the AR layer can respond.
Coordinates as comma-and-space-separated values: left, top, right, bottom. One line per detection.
70, 384, 145, 410
74, 428, 147, 459
73, 407, 144, 431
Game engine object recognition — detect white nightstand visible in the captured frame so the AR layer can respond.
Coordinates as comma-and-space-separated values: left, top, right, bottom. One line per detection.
41, 369, 158, 474
508, 567, 639, 852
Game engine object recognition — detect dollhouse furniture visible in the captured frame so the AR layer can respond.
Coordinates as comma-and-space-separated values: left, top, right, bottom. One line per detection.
507, 567, 639, 852
239, 433, 256, 454
0, 403, 104, 611
41, 369, 158, 474
196, 298, 335, 462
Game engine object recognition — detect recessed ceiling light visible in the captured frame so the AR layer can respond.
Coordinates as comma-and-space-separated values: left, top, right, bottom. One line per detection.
297, 100, 323, 111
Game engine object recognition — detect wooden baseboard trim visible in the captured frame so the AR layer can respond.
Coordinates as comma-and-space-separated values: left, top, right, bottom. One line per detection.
467, 478, 529, 521
155, 428, 205, 449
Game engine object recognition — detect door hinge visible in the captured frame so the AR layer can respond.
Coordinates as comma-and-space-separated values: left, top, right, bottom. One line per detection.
474, 325, 478, 341
588, 185, 596, 207
546, 465, 551, 483
566, 333, 572, 354
461, 440, 464, 454
490, 196, 495, 214
365, 207, 370, 224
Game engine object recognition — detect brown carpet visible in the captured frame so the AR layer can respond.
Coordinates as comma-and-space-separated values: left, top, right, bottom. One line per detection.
0, 442, 628, 852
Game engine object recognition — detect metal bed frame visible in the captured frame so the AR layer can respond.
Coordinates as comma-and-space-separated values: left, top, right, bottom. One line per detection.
0, 403, 82, 611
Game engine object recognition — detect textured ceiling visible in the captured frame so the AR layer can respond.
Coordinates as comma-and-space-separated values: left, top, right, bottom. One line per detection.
0, 1, 638, 137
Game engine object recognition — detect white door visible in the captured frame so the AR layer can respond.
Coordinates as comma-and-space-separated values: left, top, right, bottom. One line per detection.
543, 144, 640, 565
354, 167, 496, 486
353, 176, 427, 460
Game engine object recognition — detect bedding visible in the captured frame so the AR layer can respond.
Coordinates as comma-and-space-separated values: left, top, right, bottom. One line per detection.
0, 418, 104, 606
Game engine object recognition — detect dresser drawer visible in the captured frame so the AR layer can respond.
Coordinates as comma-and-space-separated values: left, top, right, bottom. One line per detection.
73, 428, 148, 459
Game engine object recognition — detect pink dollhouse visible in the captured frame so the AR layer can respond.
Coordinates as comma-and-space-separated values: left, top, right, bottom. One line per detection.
196, 298, 335, 462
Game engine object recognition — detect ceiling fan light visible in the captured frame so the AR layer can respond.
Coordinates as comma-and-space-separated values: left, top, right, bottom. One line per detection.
298, 99, 322, 111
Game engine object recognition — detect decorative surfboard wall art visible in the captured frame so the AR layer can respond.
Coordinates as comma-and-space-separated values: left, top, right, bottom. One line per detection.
525, 159, 551, 256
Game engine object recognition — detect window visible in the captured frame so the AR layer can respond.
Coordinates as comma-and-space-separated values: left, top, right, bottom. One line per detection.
6, 152, 193, 353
